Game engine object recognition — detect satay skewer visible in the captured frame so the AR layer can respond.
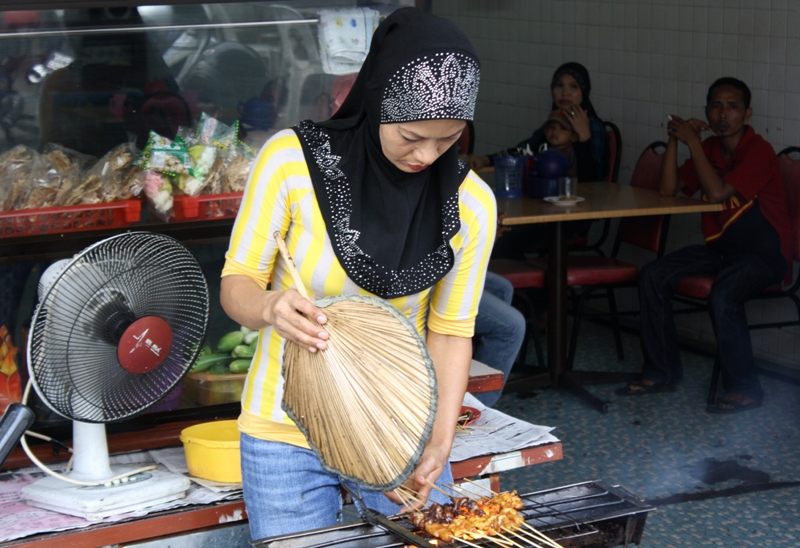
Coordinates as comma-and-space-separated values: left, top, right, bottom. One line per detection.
446, 482, 490, 500
462, 477, 499, 495
454, 538, 484, 548
516, 524, 562, 548
503, 526, 550, 547
394, 485, 426, 509
475, 532, 524, 547
426, 479, 459, 499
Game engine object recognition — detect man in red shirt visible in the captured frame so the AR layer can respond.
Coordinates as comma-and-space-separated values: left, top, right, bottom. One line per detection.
619, 77, 792, 414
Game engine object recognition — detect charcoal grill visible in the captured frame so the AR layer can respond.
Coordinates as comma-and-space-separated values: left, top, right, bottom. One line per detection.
251, 480, 654, 548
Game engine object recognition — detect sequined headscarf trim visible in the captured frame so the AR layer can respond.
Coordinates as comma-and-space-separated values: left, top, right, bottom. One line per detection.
381, 52, 479, 123
293, 8, 480, 299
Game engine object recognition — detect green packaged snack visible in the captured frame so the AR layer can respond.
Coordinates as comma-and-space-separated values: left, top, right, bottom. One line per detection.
138, 131, 195, 178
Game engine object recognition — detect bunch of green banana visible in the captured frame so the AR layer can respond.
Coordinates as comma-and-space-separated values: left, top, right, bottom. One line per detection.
189, 326, 259, 375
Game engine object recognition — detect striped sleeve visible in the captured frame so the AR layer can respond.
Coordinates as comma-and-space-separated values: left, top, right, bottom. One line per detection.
222, 129, 311, 287
427, 170, 497, 337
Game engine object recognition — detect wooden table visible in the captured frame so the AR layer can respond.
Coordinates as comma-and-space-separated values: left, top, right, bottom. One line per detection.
496, 182, 723, 411
4, 440, 563, 548
3, 361, 563, 546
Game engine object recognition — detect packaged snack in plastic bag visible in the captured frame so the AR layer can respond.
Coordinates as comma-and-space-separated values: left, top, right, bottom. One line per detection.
39, 143, 97, 207
138, 169, 174, 221
179, 143, 218, 196
197, 112, 234, 149
0, 145, 49, 211
221, 150, 253, 193
137, 131, 194, 178
77, 142, 142, 203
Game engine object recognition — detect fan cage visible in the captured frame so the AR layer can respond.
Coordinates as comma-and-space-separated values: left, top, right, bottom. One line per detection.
28, 232, 210, 423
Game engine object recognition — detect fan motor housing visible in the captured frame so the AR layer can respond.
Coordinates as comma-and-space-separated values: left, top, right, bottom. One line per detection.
117, 316, 173, 374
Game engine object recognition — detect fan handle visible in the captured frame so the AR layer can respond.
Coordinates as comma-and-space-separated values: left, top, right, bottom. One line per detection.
274, 232, 310, 300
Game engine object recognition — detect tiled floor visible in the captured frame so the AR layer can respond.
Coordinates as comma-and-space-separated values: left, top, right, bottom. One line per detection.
494, 319, 800, 546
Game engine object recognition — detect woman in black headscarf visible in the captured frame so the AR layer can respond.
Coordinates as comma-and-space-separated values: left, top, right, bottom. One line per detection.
220, 7, 496, 539
469, 62, 607, 180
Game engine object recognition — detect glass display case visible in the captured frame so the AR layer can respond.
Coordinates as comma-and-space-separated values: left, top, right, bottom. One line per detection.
1, 1, 416, 157
0, 1, 418, 432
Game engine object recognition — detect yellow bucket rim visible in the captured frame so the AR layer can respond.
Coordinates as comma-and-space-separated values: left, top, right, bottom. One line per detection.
180, 420, 240, 448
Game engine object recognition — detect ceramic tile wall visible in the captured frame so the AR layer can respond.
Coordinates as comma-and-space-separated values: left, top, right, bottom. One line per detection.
433, 0, 800, 370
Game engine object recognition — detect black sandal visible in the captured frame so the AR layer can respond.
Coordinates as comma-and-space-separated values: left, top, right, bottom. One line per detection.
706, 395, 762, 414
615, 380, 676, 396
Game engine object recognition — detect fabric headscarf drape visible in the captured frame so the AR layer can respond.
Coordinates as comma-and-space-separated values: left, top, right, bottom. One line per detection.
293, 7, 480, 299
550, 62, 599, 119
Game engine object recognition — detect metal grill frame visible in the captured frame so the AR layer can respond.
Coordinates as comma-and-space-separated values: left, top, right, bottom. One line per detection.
251, 480, 654, 548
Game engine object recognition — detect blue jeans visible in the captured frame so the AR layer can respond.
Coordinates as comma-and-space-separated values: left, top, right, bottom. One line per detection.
472, 271, 526, 407
240, 434, 455, 541
638, 245, 784, 401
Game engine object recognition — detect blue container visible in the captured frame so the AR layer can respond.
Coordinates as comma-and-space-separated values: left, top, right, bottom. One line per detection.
493, 156, 524, 198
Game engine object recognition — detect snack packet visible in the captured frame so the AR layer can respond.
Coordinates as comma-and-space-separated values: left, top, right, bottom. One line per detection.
78, 142, 142, 203
0, 145, 48, 211
138, 169, 174, 221
137, 131, 195, 178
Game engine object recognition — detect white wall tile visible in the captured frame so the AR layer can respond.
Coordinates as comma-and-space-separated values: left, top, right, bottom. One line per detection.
770, 37, 787, 65
770, 9, 788, 37
753, 10, 771, 36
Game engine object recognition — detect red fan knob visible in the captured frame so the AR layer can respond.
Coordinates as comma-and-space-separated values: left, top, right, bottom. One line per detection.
117, 316, 173, 374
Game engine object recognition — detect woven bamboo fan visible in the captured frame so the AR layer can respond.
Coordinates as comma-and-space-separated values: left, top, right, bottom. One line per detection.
275, 233, 438, 491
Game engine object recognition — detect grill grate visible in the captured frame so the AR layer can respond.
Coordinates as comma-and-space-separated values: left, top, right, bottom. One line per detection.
251, 480, 654, 548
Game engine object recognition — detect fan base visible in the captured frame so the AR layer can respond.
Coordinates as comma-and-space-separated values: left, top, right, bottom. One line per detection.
21, 466, 190, 520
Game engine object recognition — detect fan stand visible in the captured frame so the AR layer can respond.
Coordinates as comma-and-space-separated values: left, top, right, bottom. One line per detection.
21, 421, 190, 520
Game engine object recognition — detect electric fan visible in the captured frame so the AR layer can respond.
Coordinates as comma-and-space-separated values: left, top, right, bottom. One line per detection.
20, 232, 210, 519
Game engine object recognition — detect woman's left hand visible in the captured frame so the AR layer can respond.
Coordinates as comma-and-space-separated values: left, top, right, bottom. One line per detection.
382, 444, 449, 510
563, 103, 591, 142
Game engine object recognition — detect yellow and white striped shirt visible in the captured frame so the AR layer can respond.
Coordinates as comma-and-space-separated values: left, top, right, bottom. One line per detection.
222, 129, 496, 446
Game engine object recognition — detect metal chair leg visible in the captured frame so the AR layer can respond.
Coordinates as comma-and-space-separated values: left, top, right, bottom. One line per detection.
607, 288, 624, 360
707, 357, 721, 406
512, 289, 545, 370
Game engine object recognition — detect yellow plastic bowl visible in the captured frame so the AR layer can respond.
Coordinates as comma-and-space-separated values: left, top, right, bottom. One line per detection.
180, 420, 242, 483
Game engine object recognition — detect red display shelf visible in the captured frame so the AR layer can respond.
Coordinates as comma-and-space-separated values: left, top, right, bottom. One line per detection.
0, 199, 141, 238
172, 192, 243, 221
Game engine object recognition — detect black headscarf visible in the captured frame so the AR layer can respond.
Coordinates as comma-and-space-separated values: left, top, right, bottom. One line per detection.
550, 62, 598, 119
294, 8, 480, 299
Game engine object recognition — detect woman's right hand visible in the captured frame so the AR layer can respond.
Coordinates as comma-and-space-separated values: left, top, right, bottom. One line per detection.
263, 289, 329, 353
562, 103, 591, 142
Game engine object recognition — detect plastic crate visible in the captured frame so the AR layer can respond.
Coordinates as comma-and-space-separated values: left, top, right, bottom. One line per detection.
0, 199, 141, 238
172, 192, 243, 222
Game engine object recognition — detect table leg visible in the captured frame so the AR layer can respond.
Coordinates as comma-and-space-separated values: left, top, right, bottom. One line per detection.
547, 221, 566, 386
549, 221, 612, 414
504, 220, 625, 412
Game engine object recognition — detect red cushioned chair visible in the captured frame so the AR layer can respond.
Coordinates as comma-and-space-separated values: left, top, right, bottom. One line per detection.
672, 146, 800, 404
569, 120, 622, 256
604, 120, 622, 183
531, 141, 670, 373
487, 258, 546, 370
